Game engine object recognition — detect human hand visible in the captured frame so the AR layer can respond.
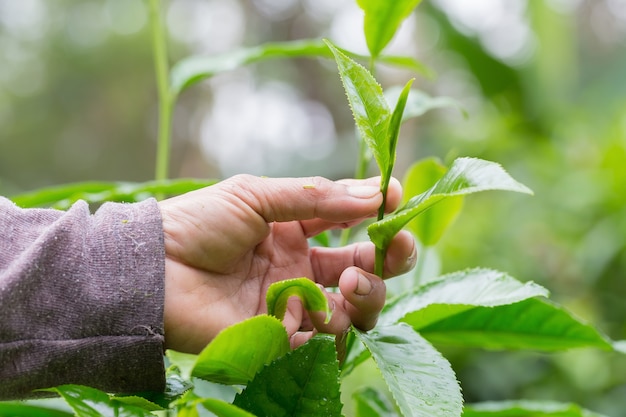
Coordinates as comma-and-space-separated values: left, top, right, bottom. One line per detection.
159, 175, 416, 354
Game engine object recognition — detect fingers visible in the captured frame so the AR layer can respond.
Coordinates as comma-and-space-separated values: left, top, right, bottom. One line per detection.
337, 268, 386, 331
310, 230, 417, 286
219, 174, 402, 227
298, 177, 403, 236
291, 268, 386, 349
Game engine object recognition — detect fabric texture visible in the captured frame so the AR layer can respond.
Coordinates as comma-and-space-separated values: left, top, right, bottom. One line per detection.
0, 197, 166, 399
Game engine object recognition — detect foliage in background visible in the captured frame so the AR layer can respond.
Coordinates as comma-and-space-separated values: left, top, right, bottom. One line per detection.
2, 0, 626, 416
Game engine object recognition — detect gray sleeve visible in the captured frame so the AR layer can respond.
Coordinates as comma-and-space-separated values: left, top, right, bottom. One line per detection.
0, 197, 166, 399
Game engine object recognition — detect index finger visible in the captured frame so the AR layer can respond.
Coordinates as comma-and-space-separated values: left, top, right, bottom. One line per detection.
221, 174, 399, 225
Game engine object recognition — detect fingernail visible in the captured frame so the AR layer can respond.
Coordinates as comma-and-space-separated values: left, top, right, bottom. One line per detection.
355, 273, 373, 296
347, 185, 380, 199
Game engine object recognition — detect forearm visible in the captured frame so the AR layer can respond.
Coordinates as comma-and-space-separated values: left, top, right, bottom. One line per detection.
0, 197, 166, 399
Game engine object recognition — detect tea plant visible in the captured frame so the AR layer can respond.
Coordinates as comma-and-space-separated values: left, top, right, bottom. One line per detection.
3, 1, 623, 416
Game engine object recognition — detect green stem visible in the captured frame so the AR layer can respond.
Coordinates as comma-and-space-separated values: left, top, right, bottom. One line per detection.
373, 185, 388, 277
368, 56, 377, 79
148, 0, 174, 186
373, 163, 394, 276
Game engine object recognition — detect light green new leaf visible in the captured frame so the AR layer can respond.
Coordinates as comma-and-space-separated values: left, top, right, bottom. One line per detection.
463, 400, 608, 417
357, 0, 423, 58
401, 158, 464, 246
377, 55, 435, 78
171, 39, 330, 96
324, 39, 391, 176
42, 385, 153, 417
198, 400, 256, 417
384, 79, 414, 184
166, 350, 198, 381
418, 297, 614, 351
380, 268, 549, 327
368, 157, 533, 251
266, 277, 332, 324
110, 396, 164, 412
190, 315, 290, 385
234, 335, 342, 417
383, 88, 465, 122
357, 323, 462, 417
176, 393, 255, 417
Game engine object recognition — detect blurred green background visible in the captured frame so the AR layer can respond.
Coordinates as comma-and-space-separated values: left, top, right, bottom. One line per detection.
1, 0, 626, 414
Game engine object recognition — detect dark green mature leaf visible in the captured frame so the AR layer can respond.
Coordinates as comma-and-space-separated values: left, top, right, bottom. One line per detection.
357, 0, 423, 58
380, 268, 549, 327
0, 403, 74, 417
191, 315, 290, 385
171, 39, 331, 96
266, 277, 332, 323
353, 387, 399, 417
401, 158, 464, 246
463, 400, 608, 417
368, 157, 533, 251
42, 385, 153, 417
357, 324, 462, 417
234, 335, 342, 417
10, 178, 217, 208
324, 39, 391, 177
418, 297, 614, 351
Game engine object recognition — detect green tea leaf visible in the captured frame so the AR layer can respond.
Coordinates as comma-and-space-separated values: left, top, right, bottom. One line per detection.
384, 88, 465, 122
191, 315, 290, 385
368, 157, 533, 251
380, 268, 549, 327
165, 350, 199, 381
385, 78, 414, 184
418, 297, 614, 351
10, 178, 217, 208
379, 268, 549, 328
353, 387, 398, 417
134, 369, 192, 409
0, 403, 74, 417
266, 277, 331, 324
171, 39, 432, 97
234, 335, 342, 417
42, 385, 153, 417
180, 398, 255, 417
463, 400, 609, 417
377, 55, 434, 78
380, 269, 613, 351
357, 0, 423, 58
356, 323, 462, 417
171, 39, 331, 96
401, 158, 464, 246
109, 396, 163, 412
198, 399, 256, 417
324, 39, 391, 177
